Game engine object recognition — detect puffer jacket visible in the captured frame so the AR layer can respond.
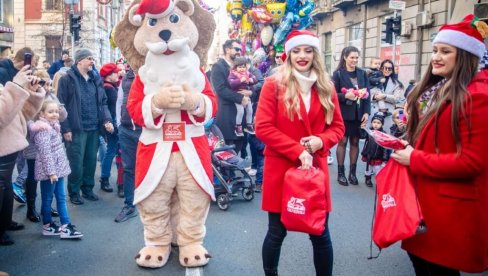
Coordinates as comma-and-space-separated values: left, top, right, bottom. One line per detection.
31, 118, 71, 181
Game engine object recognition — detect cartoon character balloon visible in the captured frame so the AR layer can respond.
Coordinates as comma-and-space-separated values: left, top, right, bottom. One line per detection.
298, 0, 314, 17
249, 6, 273, 24
266, 2, 286, 23
230, 0, 243, 21
273, 12, 294, 45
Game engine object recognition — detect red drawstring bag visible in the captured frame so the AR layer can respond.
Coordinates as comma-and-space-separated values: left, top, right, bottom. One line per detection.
281, 167, 327, 236
372, 160, 426, 249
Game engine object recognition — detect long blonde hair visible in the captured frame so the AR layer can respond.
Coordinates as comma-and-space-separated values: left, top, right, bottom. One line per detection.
276, 48, 335, 124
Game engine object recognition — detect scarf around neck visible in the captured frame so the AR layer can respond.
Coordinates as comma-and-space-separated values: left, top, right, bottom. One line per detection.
419, 78, 447, 115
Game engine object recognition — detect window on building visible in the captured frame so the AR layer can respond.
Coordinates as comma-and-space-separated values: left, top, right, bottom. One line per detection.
45, 36, 62, 64
348, 23, 362, 47
98, 3, 107, 20
0, 0, 4, 23
323, 32, 333, 74
46, 0, 62, 10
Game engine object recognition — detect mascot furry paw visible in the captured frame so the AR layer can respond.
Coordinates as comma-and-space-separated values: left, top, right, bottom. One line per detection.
113, 0, 216, 269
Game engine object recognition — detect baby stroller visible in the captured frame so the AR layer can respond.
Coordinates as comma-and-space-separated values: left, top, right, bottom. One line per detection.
205, 119, 255, 211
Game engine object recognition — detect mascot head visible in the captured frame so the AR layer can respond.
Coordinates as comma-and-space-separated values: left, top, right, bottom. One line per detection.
114, 0, 216, 72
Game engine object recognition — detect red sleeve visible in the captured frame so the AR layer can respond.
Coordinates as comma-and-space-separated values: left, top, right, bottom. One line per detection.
127, 75, 150, 127
317, 89, 345, 156
202, 71, 217, 118
255, 77, 304, 161
410, 91, 488, 179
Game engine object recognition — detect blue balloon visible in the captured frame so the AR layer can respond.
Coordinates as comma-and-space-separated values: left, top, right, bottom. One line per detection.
242, 0, 253, 9
299, 16, 313, 29
273, 12, 294, 45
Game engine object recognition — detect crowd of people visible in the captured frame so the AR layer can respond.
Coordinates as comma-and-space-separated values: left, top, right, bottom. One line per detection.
1, 13, 488, 276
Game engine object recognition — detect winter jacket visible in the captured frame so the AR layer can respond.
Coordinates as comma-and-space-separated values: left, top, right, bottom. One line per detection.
332, 67, 371, 121
119, 69, 141, 131
228, 70, 257, 92
57, 65, 111, 134
47, 59, 64, 79
365, 67, 384, 89
0, 82, 45, 157
31, 118, 71, 181
360, 128, 389, 165
0, 58, 19, 85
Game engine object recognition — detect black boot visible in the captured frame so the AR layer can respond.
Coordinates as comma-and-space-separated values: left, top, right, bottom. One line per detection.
26, 199, 41, 223
349, 164, 359, 185
117, 185, 124, 198
337, 165, 348, 186
100, 177, 113, 192
365, 175, 373, 187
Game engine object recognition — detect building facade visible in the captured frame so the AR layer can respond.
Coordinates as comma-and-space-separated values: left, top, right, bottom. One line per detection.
0, 0, 14, 57
312, 0, 479, 85
12, 0, 124, 69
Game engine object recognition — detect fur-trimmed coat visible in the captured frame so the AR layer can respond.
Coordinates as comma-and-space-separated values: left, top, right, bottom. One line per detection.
31, 118, 71, 181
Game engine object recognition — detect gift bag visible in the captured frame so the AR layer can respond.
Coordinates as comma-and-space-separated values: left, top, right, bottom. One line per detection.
281, 167, 327, 236
373, 160, 426, 249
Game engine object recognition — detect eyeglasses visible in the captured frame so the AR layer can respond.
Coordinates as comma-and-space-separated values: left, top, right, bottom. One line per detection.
382, 67, 393, 71
233, 47, 242, 52
84, 57, 95, 61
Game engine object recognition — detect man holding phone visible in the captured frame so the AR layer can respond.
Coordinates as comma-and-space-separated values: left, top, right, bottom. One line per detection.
57, 48, 114, 205
0, 47, 34, 85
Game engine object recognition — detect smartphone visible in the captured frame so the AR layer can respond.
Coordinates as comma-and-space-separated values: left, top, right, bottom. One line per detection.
24, 53, 32, 69
398, 110, 404, 120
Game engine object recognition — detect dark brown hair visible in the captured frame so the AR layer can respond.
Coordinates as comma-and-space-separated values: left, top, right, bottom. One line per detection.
336, 46, 359, 71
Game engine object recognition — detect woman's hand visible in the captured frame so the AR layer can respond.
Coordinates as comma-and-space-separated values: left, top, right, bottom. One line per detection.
298, 150, 313, 170
390, 144, 413, 166
375, 93, 386, 100
361, 113, 369, 128
300, 136, 323, 154
345, 91, 356, 101
12, 65, 33, 88
49, 175, 58, 183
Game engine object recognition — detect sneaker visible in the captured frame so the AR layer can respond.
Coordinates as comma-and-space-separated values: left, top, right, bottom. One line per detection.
117, 185, 124, 198
12, 182, 26, 204
114, 206, 137, 223
244, 124, 256, 135
234, 125, 244, 137
42, 222, 61, 236
51, 208, 59, 217
327, 155, 334, 165
60, 224, 83, 239
248, 169, 257, 176
100, 178, 113, 193
82, 191, 99, 201
0, 233, 14, 246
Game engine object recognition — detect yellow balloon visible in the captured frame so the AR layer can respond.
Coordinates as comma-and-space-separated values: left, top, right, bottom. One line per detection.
241, 14, 253, 35
266, 2, 286, 24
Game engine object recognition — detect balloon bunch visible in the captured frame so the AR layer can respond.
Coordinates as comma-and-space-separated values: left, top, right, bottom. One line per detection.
226, 0, 316, 71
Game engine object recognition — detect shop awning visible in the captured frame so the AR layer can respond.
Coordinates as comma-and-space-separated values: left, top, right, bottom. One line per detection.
0, 26, 14, 33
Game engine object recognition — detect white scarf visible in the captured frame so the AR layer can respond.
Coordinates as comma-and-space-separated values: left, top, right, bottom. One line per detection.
293, 69, 317, 113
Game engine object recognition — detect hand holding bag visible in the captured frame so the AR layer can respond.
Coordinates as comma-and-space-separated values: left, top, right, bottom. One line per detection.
281, 167, 327, 236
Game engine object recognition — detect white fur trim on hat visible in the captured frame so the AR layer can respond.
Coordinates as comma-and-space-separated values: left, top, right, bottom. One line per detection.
433, 29, 485, 58
284, 35, 320, 54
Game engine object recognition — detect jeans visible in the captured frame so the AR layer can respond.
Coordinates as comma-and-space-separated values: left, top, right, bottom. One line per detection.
101, 132, 119, 179
98, 135, 107, 162
0, 152, 18, 237
248, 135, 264, 184
262, 212, 333, 276
40, 178, 70, 225
15, 154, 27, 186
118, 126, 140, 207
65, 130, 99, 197
408, 253, 460, 276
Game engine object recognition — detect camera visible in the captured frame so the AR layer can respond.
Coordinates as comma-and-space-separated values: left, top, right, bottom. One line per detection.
38, 79, 46, 86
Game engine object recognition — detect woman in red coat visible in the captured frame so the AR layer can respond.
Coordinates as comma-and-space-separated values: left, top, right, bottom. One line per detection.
392, 15, 488, 274
255, 30, 345, 276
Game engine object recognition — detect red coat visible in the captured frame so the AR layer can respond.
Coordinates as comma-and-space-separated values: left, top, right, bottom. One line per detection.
127, 73, 217, 204
402, 70, 488, 273
255, 76, 345, 213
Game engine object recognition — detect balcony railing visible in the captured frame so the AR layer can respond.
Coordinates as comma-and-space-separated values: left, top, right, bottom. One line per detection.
332, 0, 355, 9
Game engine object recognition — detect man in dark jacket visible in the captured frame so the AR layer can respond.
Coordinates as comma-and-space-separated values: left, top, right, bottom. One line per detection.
114, 68, 140, 223
57, 48, 113, 205
0, 47, 34, 85
47, 49, 69, 79
211, 39, 250, 153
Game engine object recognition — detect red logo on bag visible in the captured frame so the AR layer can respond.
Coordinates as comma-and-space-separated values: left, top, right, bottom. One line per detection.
287, 197, 306, 215
381, 193, 397, 209
163, 123, 185, 141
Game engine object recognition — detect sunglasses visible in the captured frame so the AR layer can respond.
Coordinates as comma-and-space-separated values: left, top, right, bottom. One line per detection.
275, 55, 282, 59
233, 47, 242, 52
382, 67, 393, 71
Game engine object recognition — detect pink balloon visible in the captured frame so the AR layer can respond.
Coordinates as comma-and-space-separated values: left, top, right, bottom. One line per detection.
252, 38, 261, 50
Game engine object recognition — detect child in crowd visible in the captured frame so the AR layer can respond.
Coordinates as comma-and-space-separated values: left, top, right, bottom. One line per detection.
390, 108, 407, 138
367, 57, 390, 115
228, 57, 257, 136
361, 112, 389, 187
32, 100, 83, 239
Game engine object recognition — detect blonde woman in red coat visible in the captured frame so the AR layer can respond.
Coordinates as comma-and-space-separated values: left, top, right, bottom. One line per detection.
255, 30, 345, 276
392, 15, 488, 274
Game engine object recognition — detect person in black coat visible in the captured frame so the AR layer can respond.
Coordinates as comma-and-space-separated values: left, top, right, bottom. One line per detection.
360, 112, 389, 187
210, 39, 250, 154
332, 46, 371, 186
0, 47, 34, 86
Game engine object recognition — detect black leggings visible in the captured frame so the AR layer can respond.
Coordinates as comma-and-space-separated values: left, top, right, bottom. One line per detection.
408, 253, 460, 276
262, 212, 333, 276
0, 152, 18, 237
336, 135, 360, 167
25, 159, 37, 205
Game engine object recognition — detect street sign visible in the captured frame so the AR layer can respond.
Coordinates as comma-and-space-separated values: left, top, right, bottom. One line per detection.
64, 0, 80, 4
389, 0, 406, 10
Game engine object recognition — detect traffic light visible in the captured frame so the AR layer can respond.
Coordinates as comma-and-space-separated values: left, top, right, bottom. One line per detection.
391, 16, 402, 37
382, 17, 393, 44
70, 13, 82, 42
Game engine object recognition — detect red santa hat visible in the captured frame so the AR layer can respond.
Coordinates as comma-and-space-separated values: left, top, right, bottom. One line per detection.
133, 0, 175, 24
282, 30, 320, 62
433, 14, 486, 58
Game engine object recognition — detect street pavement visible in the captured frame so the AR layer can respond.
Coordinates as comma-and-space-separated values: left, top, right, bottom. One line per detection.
1, 146, 487, 276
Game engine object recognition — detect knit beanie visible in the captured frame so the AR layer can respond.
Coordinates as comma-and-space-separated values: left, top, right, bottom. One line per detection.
74, 48, 93, 64
371, 112, 385, 125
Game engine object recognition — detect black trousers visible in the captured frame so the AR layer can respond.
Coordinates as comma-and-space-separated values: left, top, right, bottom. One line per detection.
408, 253, 460, 276
25, 159, 37, 206
0, 152, 18, 237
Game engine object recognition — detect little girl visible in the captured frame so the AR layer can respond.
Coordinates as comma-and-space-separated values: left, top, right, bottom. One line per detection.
32, 100, 82, 239
360, 112, 389, 187
228, 57, 257, 136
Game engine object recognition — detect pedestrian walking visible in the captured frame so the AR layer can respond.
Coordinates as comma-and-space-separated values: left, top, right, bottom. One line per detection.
391, 14, 488, 274
255, 30, 345, 276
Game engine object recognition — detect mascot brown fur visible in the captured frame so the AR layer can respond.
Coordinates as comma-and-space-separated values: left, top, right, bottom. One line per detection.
113, 0, 217, 269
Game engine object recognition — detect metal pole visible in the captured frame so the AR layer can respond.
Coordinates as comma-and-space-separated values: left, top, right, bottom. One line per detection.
392, 10, 397, 65
70, 3, 75, 56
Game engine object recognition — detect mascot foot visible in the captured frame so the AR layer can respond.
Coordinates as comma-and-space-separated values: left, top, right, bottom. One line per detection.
135, 246, 171, 268
179, 244, 212, 267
